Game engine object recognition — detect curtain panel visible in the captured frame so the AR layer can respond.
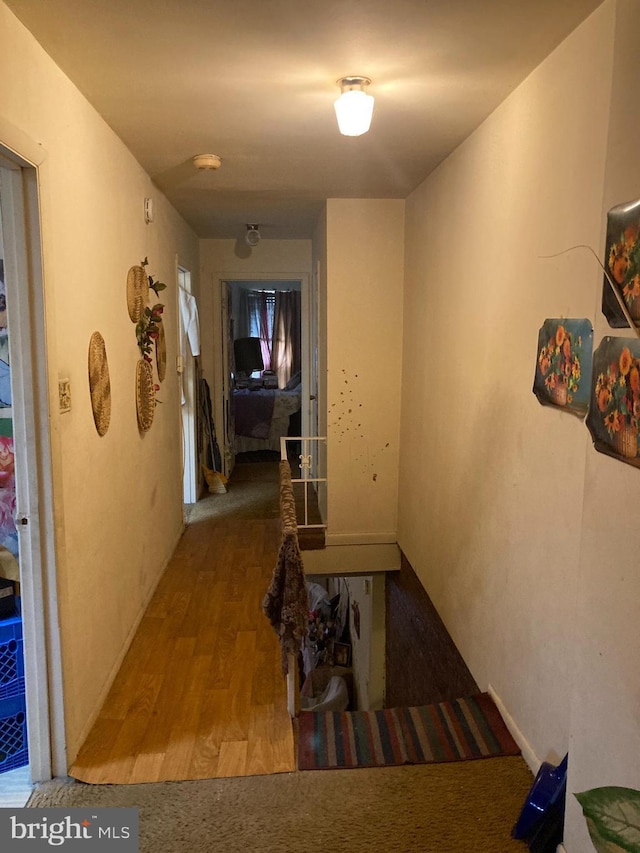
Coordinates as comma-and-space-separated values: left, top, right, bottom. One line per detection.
237, 288, 301, 388
272, 290, 301, 388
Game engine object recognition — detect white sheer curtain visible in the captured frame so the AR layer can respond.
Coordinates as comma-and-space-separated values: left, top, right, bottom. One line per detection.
247, 290, 275, 372
237, 289, 275, 372
237, 288, 301, 387
271, 290, 301, 388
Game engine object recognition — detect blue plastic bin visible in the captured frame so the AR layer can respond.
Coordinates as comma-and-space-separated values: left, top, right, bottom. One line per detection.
0, 610, 24, 700
0, 692, 28, 772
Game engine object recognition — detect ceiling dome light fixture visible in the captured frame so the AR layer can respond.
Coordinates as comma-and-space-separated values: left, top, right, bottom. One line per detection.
192, 153, 222, 170
334, 76, 374, 136
245, 224, 260, 247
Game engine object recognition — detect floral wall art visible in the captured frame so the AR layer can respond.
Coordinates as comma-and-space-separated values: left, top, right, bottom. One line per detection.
586, 337, 640, 468
602, 197, 640, 328
533, 319, 593, 418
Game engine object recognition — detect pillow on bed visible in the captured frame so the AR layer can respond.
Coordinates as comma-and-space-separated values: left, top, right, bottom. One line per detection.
284, 371, 301, 391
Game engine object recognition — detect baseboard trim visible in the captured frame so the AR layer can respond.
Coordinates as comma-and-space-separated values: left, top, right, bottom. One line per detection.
325, 532, 397, 546
488, 684, 540, 774
303, 542, 401, 575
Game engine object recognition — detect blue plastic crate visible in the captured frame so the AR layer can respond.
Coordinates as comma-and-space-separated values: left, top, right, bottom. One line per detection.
0, 611, 24, 700
0, 693, 28, 773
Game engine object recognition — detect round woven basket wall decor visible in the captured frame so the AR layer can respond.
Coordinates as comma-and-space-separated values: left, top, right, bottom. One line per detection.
88, 331, 111, 436
155, 319, 167, 382
126, 264, 148, 323
136, 358, 155, 432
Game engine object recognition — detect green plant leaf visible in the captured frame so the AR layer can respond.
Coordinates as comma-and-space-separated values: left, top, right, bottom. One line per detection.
576, 788, 640, 852
585, 818, 628, 853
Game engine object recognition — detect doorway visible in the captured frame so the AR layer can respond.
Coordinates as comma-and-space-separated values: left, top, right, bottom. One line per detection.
220, 276, 312, 474
0, 150, 62, 795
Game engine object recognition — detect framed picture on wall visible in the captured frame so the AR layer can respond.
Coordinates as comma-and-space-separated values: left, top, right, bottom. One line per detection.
333, 642, 351, 667
533, 318, 593, 418
602, 198, 640, 328
586, 336, 640, 468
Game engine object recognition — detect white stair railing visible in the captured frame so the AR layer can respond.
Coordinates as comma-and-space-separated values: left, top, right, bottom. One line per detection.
280, 436, 327, 530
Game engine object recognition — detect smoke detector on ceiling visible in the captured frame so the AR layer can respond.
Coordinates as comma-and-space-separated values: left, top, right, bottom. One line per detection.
192, 153, 222, 170
245, 224, 260, 247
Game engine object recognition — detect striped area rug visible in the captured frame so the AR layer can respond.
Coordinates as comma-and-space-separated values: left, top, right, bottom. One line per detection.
297, 693, 520, 771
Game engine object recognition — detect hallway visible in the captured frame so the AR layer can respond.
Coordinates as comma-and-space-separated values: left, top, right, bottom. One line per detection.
69, 461, 295, 784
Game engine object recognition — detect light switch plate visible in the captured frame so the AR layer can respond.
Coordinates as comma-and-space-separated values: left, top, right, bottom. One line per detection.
58, 378, 71, 413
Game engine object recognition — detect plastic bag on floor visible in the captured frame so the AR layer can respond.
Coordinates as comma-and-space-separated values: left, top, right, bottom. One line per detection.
300, 675, 349, 713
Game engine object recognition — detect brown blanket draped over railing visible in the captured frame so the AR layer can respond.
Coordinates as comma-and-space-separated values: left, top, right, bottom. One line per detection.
262, 460, 308, 674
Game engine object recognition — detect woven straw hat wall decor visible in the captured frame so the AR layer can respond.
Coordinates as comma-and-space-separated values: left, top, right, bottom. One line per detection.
88, 331, 111, 436
126, 264, 149, 323
155, 320, 167, 382
136, 358, 155, 432
129, 257, 167, 432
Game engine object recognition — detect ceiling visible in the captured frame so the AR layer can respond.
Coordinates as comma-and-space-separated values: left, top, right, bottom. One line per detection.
5, 0, 603, 240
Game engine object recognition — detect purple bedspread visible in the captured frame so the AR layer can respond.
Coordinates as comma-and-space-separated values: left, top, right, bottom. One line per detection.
233, 389, 276, 438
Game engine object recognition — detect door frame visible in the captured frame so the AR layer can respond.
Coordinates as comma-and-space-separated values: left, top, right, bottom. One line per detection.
0, 135, 65, 782
217, 272, 313, 471
177, 263, 198, 507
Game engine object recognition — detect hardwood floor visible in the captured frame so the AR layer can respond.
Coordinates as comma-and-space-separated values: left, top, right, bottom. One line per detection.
69, 511, 296, 784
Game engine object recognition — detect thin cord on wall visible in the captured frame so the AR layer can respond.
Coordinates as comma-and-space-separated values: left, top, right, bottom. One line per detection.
539, 243, 640, 339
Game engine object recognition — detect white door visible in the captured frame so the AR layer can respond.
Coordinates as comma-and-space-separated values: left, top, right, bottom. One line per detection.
178, 266, 198, 506
0, 156, 63, 784
220, 281, 234, 476
306, 261, 320, 440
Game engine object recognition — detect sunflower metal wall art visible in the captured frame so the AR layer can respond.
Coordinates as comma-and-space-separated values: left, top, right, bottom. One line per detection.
533, 319, 593, 418
586, 337, 640, 468
602, 197, 640, 328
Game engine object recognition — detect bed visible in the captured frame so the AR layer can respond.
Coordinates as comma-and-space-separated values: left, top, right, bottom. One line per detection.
232, 385, 302, 453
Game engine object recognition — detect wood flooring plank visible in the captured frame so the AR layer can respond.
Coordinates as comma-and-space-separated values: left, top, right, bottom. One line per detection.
188, 688, 227, 780
221, 631, 257, 742
157, 652, 211, 782
216, 740, 248, 778
97, 672, 165, 784
245, 700, 294, 775
247, 521, 267, 564
193, 579, 226, 656
239, 564, 266, 631
99, 617, 165, 720
68, 717, 123, 783
244, 705, 276, 776
201, 527, 234, 576
251, 638, 277, 706
173, 522, 218, 563
134, 637, 196, 756
129, 751, 166, 782
207, 602, 241, 690
226, 563, 248, 602
178, 571, 217, 640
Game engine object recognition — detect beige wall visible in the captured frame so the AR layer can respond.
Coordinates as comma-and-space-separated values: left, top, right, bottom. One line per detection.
0, 2, 199, 762
400, 3, 617, 846
325, 199, 404, 543
566, 1, 640, 849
